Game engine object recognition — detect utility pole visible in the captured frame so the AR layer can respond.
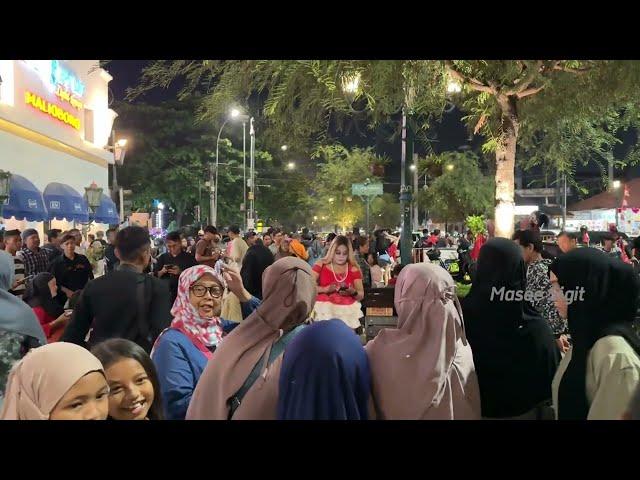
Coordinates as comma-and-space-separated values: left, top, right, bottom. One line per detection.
399, 109, 414, 266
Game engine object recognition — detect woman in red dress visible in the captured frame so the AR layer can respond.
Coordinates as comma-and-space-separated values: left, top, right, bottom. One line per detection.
312, 235, 365, 333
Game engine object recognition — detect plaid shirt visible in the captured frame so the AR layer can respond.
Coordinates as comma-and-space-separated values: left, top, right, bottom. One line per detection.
17, 246, 50, 278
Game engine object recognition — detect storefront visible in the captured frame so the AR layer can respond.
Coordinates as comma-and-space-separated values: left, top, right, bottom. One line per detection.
0, 60, 118, 237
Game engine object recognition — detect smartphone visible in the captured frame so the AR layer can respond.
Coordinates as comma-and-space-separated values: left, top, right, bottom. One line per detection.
164, 264, 175, 269
214, 259, 225, 278
64, 309, 73, 317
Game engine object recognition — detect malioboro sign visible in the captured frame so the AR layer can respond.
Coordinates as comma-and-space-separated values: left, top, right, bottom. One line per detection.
24, 91, 81, 130
23, 60, 84, 131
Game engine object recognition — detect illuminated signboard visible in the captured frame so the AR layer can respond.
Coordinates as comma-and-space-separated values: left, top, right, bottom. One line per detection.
24, 91, 81, 130
24, 60, 85, 109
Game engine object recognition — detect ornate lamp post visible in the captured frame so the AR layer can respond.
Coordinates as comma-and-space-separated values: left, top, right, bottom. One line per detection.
85, 181, 103, 215
0, 170, 11, 220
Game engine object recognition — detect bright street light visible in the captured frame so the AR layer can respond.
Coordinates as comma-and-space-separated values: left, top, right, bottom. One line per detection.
287, 162, 295, 170
613, 180, 621, 189
281, 145, 288, 151
341, 71, 361, 105
116, 138, 128, 148
409, 164, 416, 171
157, 202, 165, 210
230, 108, 241, 118
446, 80, 462, 94
314, 216, 318, 221
446, 164, 455, 171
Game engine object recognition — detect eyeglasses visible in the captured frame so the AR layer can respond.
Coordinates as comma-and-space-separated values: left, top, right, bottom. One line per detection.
190, 285, 224, 298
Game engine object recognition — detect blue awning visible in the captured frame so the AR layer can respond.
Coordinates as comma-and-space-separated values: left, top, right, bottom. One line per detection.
2, 174, 48, 222
93, 194, 119, 225
43, 182, 90, 223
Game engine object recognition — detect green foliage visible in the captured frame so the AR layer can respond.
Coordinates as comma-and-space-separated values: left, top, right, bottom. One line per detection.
312, 146, 387, 231
371, 193, 401, 229
466, 215, 486, 236
417, 152, 494, 222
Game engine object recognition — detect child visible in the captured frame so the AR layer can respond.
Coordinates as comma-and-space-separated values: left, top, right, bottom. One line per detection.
367, 252, 385, 288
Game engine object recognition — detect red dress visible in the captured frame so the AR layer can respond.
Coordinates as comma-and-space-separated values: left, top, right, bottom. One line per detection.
312, 262, 363, 329
32, 306, 65, 342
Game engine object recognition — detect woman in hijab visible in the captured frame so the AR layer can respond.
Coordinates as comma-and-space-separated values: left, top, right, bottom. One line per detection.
277, 319, 370, 420
289, 239, 309, 262
462, 238, 560, 419
0, 251, 46, 406
186, 257, 316, 420
241, 240, 275, 300
366, 263, 481, 420
0, 342, 109, 420
151, 264, 257, 420
550, 248, 640, 420
24, 272, 70, 342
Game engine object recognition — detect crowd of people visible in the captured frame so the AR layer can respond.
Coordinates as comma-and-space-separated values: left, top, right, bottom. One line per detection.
0, 220, 639, 421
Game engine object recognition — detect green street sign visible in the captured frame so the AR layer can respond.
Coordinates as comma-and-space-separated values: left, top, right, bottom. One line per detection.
352, 183, 383, 196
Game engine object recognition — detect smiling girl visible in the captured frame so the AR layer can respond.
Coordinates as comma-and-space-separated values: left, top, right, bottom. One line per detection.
92, 338, 164, 420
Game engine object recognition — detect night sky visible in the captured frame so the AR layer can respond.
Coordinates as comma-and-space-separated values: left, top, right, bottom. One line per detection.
106, 60, 637, 199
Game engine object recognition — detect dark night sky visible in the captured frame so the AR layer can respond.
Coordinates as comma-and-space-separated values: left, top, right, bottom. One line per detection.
106, 60, 638, 199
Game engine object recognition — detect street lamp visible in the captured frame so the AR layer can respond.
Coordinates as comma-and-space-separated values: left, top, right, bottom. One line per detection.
106, 131, 128, 221
214, 108, 250, 228
341, 71, 361, 105
287, 162, 296, 170
446, 163, 455, 171
281, 145, 288, 151
157, 202, 164, 231
0, 170, 11, 220
409, 164, 416, 171
613, 180, 621, 189
446, 80, 462, 94
85, 181, 103, 215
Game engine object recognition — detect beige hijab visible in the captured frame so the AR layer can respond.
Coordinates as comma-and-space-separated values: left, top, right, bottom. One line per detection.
365, 263, 481, 420
0, 342, 105, 420
186, 257, 317, 420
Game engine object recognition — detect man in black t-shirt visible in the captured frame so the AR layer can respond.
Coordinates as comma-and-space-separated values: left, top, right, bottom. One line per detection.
49, 233, 94, 306
104, 228, 119, 274
154, 231, 197, 304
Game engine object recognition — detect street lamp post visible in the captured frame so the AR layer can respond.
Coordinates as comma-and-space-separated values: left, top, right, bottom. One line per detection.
0, 170, 11, 220
248, 117, 256, 230
106, 131, 128, 222
399, 109, 414, 266
85, 181, 103, 218
214, 109, 249, 228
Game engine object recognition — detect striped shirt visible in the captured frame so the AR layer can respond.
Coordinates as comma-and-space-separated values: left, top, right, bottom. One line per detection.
8, 255, 26, 298
16, 247, 49, 278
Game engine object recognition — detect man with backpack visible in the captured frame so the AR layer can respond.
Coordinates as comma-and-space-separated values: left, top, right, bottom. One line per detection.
61, 226, 172, 353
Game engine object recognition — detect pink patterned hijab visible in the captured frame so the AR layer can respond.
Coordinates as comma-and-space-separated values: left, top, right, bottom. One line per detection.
169, 265, 227, 357
365, 263, 481, 420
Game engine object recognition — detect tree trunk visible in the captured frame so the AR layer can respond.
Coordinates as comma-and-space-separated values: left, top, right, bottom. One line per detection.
493, 95, 519, 239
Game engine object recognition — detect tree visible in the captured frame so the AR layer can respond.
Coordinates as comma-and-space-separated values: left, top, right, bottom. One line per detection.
129, 60, 640, 237
416, 151, 494, 223
311, 145, 386, 232
371, 193, 401, 229
115, 100, 217, 227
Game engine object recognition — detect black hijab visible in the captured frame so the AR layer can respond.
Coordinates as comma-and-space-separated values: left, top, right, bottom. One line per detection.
240, 243, 275, 300
550, 247, 640, 419
462, 238, 560, 418
25, 272, 64, 319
